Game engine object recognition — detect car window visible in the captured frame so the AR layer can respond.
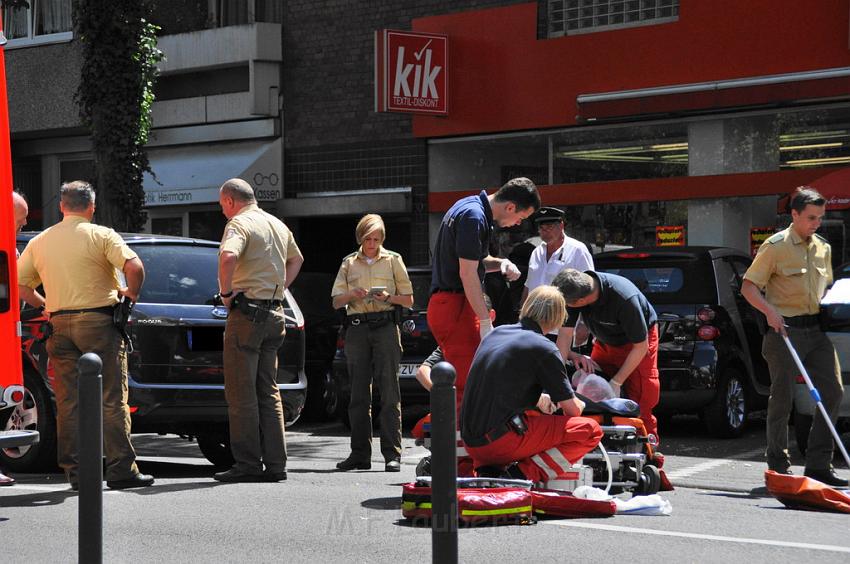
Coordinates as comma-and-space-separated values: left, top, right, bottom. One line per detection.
599, 267, 684, 294
131, 244, 219, 305
409, 272, 432, 311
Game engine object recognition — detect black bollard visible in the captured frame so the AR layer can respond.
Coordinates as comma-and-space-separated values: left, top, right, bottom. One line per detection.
430, 361, 458, 564
78, 352, 103, 564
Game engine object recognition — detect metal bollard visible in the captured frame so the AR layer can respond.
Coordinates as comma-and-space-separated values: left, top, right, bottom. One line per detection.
78, 352, 103, 564
430, 361, 458, 564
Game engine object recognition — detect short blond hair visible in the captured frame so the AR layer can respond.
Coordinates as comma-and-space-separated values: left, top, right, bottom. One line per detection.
355, 214, 385, 244
520, 286, 566, 333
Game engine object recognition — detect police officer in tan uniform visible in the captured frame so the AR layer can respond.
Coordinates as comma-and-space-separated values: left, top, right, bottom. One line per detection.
215, 178, 304, 483
742, 186, 846, 487
332, 214, 413, 472
17, 181, 153, 490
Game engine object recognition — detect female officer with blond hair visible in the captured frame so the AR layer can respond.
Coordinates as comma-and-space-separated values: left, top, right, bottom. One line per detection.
460, 286, 602, 485
331, 214, 413, 472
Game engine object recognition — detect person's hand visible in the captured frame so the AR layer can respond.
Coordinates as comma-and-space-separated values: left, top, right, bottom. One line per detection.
479, 317, 493, 340
118, 286, 138, 303
574, 323, 590, 346
536, 393, 556, 415
570, 352, 599, 373
609, 380, 622, 398
351, 287, 369, 300
501, 259, 521, 282
765, 308, 786, 336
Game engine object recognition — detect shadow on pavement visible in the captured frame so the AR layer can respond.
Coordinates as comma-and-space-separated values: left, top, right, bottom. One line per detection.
361, 496, 401, 510
0, 490, 77, 508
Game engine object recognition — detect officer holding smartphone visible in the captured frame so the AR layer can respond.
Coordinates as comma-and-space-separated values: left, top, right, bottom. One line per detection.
332, 214, 413, 472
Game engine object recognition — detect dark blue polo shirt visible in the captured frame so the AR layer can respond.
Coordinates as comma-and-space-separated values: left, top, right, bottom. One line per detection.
461, 319, 575, 443
565, 271, 657, 346
431, 190, 492, 292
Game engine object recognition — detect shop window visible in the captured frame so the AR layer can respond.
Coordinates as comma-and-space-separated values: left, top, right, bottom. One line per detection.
548, 0, 678, 37
151, 217, 184, 237
2, 0, 73, 48
188, 210, 227, 242
211, 0, 282, 27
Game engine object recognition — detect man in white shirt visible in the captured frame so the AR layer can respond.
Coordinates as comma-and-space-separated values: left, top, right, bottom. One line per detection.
523, 207, 594, 299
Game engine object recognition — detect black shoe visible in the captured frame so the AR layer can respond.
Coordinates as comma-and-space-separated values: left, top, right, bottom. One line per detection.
336, 457, 371, 471
771, 468, 793, 475
106, 473, 155, 490
503, 462, 527, 480
804, 468, 849, 488
385, 459, 401, 472
264, 470, 288, 482
213, 468, 265, 483
475, 465, 505, 478
70, 483, 79, 491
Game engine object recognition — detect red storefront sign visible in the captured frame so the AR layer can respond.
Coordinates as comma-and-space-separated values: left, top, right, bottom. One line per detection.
375, 30, 448, 115
656, 226, 685, 247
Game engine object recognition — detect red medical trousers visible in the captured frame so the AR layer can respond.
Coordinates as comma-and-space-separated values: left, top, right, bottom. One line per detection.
466, 414, 602, 484
591, 324, 661, 442
426, 291, 480, 407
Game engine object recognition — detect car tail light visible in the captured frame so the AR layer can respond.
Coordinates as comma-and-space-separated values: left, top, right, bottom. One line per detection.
697, 325, 719, 340
616, 252, 651, 259
129, 406, 139, 414
10, 390, 24, 403
697, 307, 716, 322
336, 335, 345, 350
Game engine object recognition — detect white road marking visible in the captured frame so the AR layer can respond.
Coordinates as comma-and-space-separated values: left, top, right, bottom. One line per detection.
545, 521, 850, 554
665, 446, 764, 481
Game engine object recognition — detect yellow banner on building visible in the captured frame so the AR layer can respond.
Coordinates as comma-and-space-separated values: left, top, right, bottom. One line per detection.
750, 227, 776, 257
656, 225, 685, 246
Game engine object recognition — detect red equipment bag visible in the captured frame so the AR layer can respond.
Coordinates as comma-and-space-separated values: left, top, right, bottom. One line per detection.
401, 483, 534, 525
530, 488, 617, 518
765, 470, 850, 514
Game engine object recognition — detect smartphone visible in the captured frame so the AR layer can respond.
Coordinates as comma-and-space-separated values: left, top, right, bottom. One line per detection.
369, 286, 387, 296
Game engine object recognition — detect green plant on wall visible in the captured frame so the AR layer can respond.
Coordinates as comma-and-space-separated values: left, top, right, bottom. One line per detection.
72, 0, 162, 231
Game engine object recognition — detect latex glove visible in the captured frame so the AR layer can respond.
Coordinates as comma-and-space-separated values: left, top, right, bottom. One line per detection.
479, 317, 493, 340
536, 393, 556, 415
501, 259, 521, 282
610, 380, 622, 398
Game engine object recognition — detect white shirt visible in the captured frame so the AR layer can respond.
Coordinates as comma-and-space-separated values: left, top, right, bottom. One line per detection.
525, 233, 595, 292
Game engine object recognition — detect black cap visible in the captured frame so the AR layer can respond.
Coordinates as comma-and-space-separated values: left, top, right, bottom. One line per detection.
532, 206, 565, 224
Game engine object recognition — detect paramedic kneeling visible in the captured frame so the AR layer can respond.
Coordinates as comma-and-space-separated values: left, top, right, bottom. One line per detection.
461, 286, 602, 485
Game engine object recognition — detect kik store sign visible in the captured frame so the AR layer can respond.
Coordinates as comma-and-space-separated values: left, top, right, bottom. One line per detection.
375, 30, 448, 115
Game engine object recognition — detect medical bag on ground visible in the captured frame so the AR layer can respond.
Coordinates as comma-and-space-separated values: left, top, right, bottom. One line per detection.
529, 488, 617, 518
765, 470, 850, 514
401, 478, 534, 525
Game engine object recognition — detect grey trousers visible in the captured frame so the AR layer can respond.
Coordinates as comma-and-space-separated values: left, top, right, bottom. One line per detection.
344, 321, 402, 462
762, 326, 843, 471
223, 307, 288, 474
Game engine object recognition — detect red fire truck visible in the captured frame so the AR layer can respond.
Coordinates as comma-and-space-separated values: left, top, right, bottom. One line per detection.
0, 29, 39, 452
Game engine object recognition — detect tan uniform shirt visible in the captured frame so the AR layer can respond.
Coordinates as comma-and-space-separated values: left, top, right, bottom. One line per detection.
220, 204, 302, 300
18, 216, 137, 313
331, 247, 413, 315
744, 225, 833, 317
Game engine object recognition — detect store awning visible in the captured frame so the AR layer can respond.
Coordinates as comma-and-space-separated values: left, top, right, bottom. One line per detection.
776, 167, 850, 212
143, 138, 281, 207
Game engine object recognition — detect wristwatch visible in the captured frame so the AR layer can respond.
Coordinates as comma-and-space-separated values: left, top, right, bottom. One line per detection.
220, 290, 234, 298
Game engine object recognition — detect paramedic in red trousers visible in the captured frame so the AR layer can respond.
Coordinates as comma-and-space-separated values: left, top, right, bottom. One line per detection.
742, 187, 846, 487
215, 178, 303, 483
553, 268, 661, 443
461, 286, 602, 484
428, 177, 540, 405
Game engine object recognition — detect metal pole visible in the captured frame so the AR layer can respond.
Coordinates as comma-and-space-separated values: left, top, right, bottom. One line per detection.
430, 361, 457, 564
78, 352, 103, 564
782, 335, 850, 470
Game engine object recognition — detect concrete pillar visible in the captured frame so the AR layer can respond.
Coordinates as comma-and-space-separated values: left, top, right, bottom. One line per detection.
687, 116, 779, 251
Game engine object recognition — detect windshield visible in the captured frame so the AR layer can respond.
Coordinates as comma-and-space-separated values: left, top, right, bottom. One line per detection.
132, 244, 220, 305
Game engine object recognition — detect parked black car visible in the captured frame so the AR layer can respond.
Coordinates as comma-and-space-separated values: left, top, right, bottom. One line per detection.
0, 233, 307, 471
594, 247, 769, 438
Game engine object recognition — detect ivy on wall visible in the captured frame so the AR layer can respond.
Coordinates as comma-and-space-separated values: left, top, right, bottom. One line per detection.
72, 0, 162, 231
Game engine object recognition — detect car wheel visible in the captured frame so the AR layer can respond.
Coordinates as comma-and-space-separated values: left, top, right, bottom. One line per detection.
0, 371, 58, 472
322, 366, 342, 421
282, 388, 306, 428
634, 464, 661, 496
794, 412, 812, 456
196, 432, 235, 468
702, 367, 749, 438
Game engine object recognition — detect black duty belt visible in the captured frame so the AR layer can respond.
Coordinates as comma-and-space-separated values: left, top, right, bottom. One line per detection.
784, 314, 820, 328
432, 288, 464, 294
51, 306, 114, 317
244, 298, 284, 308
463, 422, 512, 448
345, 311, 394, 326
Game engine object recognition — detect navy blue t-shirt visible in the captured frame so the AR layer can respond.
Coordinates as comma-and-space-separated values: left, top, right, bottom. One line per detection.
431, 190, 492, 292
565, 271, 657, 346
461, 319, 575, 443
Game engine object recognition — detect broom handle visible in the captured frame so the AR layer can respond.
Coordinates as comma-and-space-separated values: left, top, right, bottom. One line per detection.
782, 334, 850, 470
